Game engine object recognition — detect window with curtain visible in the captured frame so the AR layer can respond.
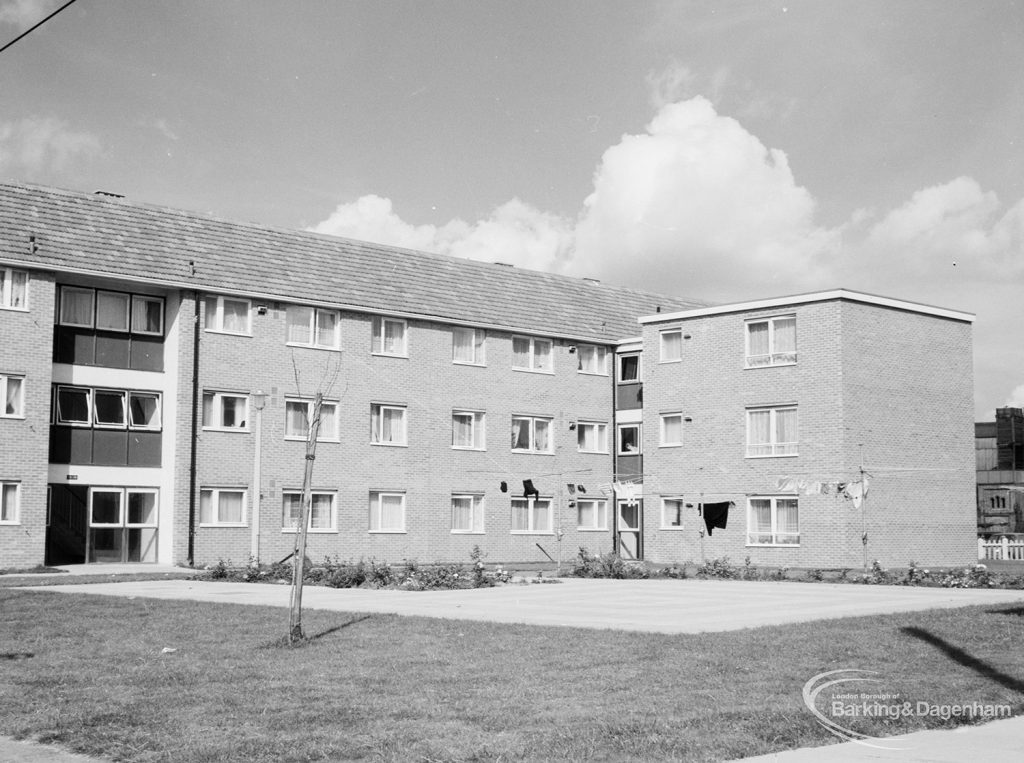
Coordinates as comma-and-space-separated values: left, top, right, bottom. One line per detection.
286, 306, 340, 349
1, 268, 28, 309
576, 499, 608, 530
370, 492, 405, 532
746, 315, 797, 367
451, 494, 485, 533
617, 423, 641, 454
452, 327, 486, 364
618, 354, 640, 382
131, 296, 164, 335
96, 291, 130, 331
577, 345, 608, 375
372, 317, 407, 356
282, 491, 336, 531
202, 391, 249, 430
285, 399, 338, 440
660, 329, 682, 362
511, 497, 552, 533
205, 295, 251, 335
747, 497, 799, 545
576, 421, 608, 453
661, 498, 684, 529
199, 488, 246, 525
511, 336, 553, 372
0, 482, 19, 523
660, 414, 683, 446
371, 404, 407, 445
452, 410, 485, 449
746, 406, 797, 457
60, 287, 94, 326
511, 415, 552, 453
1, 375, 24, 417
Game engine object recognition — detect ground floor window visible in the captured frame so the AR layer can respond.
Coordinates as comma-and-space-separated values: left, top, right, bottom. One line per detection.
282, 491, 336, 532
370, 491, 406, 532
747, 497, 799, 545
1, 481, 19, 523
661, 498, 684, 529
199, 488, 246, 526
511, 497, 552, 534
451, 494, 485, 533
576, 499, 608, 530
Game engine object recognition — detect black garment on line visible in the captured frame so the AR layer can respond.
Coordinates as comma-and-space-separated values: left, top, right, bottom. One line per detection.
523, 479, 539, 498
701, 502, 732, 535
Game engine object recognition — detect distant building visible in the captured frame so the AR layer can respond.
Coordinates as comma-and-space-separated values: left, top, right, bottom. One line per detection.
0, 181, 978, 570
976, 408, 1024, 535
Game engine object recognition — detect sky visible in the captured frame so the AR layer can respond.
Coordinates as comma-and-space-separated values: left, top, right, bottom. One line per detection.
1, 0, 1022, 420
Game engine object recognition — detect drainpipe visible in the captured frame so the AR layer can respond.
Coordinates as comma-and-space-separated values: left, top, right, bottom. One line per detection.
187, 291, 201, 566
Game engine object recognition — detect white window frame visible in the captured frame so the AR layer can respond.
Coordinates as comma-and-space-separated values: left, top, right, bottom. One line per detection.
452, 327, 486, 366
452, 410, 486, 450
451, 493, 485, 534
617, 423, 642, 455
131, 295, 165, 335
286, 305, 341, 350
576, 421, 609, 453
745, 315, 797, 368
58, 286, 95, 327
747, 496, 800, 546
0, 481, 20, 524
511, 335, 553, 374
659, 328, 683, 363
371, 316, 407, 357
661, 497, 685, 530
577, 344, 608, 375
92, 389, 128, 429
1, 268, 28, 310
281, 490, 337, 533
660, 413, 683, 447
371, 404, 407, 446
284, 398, 340, 441
55, 385, 92, 426
369, 491, 406, 533
617, 354, 641, 383
199, 487, 247, 527
128, 392, 162, 430
205, 295, 252, 336
511, 415, 553, 453
576, 498, 608, 531
510, 496, 553, 534
202, 391, 250, 431
95, 290, 131, 332
746, 405, 798, 458
1, 374, 25, 418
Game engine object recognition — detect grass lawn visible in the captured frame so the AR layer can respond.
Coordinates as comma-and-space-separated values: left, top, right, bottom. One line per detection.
1, 589, 1023, 762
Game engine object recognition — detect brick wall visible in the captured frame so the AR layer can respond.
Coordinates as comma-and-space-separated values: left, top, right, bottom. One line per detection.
0, 270, 55, 568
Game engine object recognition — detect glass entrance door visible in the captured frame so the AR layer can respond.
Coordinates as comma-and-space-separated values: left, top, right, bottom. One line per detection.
87, 488, 158, 563
616, 499, 643, 560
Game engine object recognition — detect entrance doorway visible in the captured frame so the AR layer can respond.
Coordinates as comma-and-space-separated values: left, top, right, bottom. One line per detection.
47, 485, 158, 564
616, 499, 643, 560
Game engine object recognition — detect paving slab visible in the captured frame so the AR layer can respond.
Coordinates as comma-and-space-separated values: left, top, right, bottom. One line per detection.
0, 736, 105, 763
23, 577, 1024, 633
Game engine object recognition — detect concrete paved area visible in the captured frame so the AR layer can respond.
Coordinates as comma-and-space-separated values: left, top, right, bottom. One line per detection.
25, 576, 1024, 633
0, 737, 105, 763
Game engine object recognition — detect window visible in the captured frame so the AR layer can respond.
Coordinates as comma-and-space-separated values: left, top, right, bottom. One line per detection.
746, 316, 797, 367
511, 415, 552, 453
1, 268, 28, 309
132, 295, 164, 335
205, 295, 251, 335
128, 392, 161, 430
282, 491, 336, 532
660, 413, 683, 447
58, 287, 164, 334
511, 497, 553, 533
371, 404, 407, 445
96, 291, 130, 331
617, 423, 641, 455
371, 317, 407, 356
56, 386, 91, 425
451, 494, 485, 533
1, 375, 24, 418
452, 410, 485, 449
285, 399, 339, 441
93, 390, 127, 428
576, 499, 608, 531
59, 287, 94, 327
199, 488, 246, 526
747, 497, 799, 545
577, 345, 608, 375
512, 336, 552, 373
618, 354, 640, 382
202, 392, 249, 430
746, 406, 798, 457
369, 491, 405, 532
0, 482, 19, 524
660, 329, 682, 363
453, 327, 486, 365
576, 421, 608, 453
662, 498, 685, 529
286, 306, 340, 349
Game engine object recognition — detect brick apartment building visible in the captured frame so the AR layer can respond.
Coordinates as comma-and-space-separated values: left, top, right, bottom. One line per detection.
0, 182, 977, 570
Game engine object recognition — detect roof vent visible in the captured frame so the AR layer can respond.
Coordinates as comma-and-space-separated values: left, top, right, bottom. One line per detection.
93, 190, 125, 199
493, 261, 514, 268
583, 277, 600, 284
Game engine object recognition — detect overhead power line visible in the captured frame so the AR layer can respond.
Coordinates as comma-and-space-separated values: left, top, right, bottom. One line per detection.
0, 0, 79, 57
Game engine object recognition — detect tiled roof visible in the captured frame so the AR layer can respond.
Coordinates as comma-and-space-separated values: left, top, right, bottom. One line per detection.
0, 181, 705, 342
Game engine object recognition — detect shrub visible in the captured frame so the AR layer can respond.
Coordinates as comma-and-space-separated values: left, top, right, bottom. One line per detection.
570, 548, 649, 579
939, 564, 993, 589
695, 557, 737, 579
859, 560, 894, 585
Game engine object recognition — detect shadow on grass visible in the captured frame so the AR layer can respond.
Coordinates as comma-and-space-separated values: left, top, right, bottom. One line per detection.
259, 615, 373, 649
902, 626, 1024, 693
988, 606, 1024, 618
1, 652, 34, 660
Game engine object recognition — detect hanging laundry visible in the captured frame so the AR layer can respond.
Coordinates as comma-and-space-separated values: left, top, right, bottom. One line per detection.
702, 501, 731, 535
523, 479, 539, 498
615, 481, 641, 506
842, 476, 871, 509
598, 482, 613, 496
500, 481, 508, 493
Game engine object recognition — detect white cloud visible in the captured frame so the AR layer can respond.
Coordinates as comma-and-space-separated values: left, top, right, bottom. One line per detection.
0, 116, 101, 174
0, 0, 61, 28
1007, 385, 1024, 409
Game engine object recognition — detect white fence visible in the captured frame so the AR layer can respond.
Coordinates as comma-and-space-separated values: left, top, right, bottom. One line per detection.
978, 535, 1024, 561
